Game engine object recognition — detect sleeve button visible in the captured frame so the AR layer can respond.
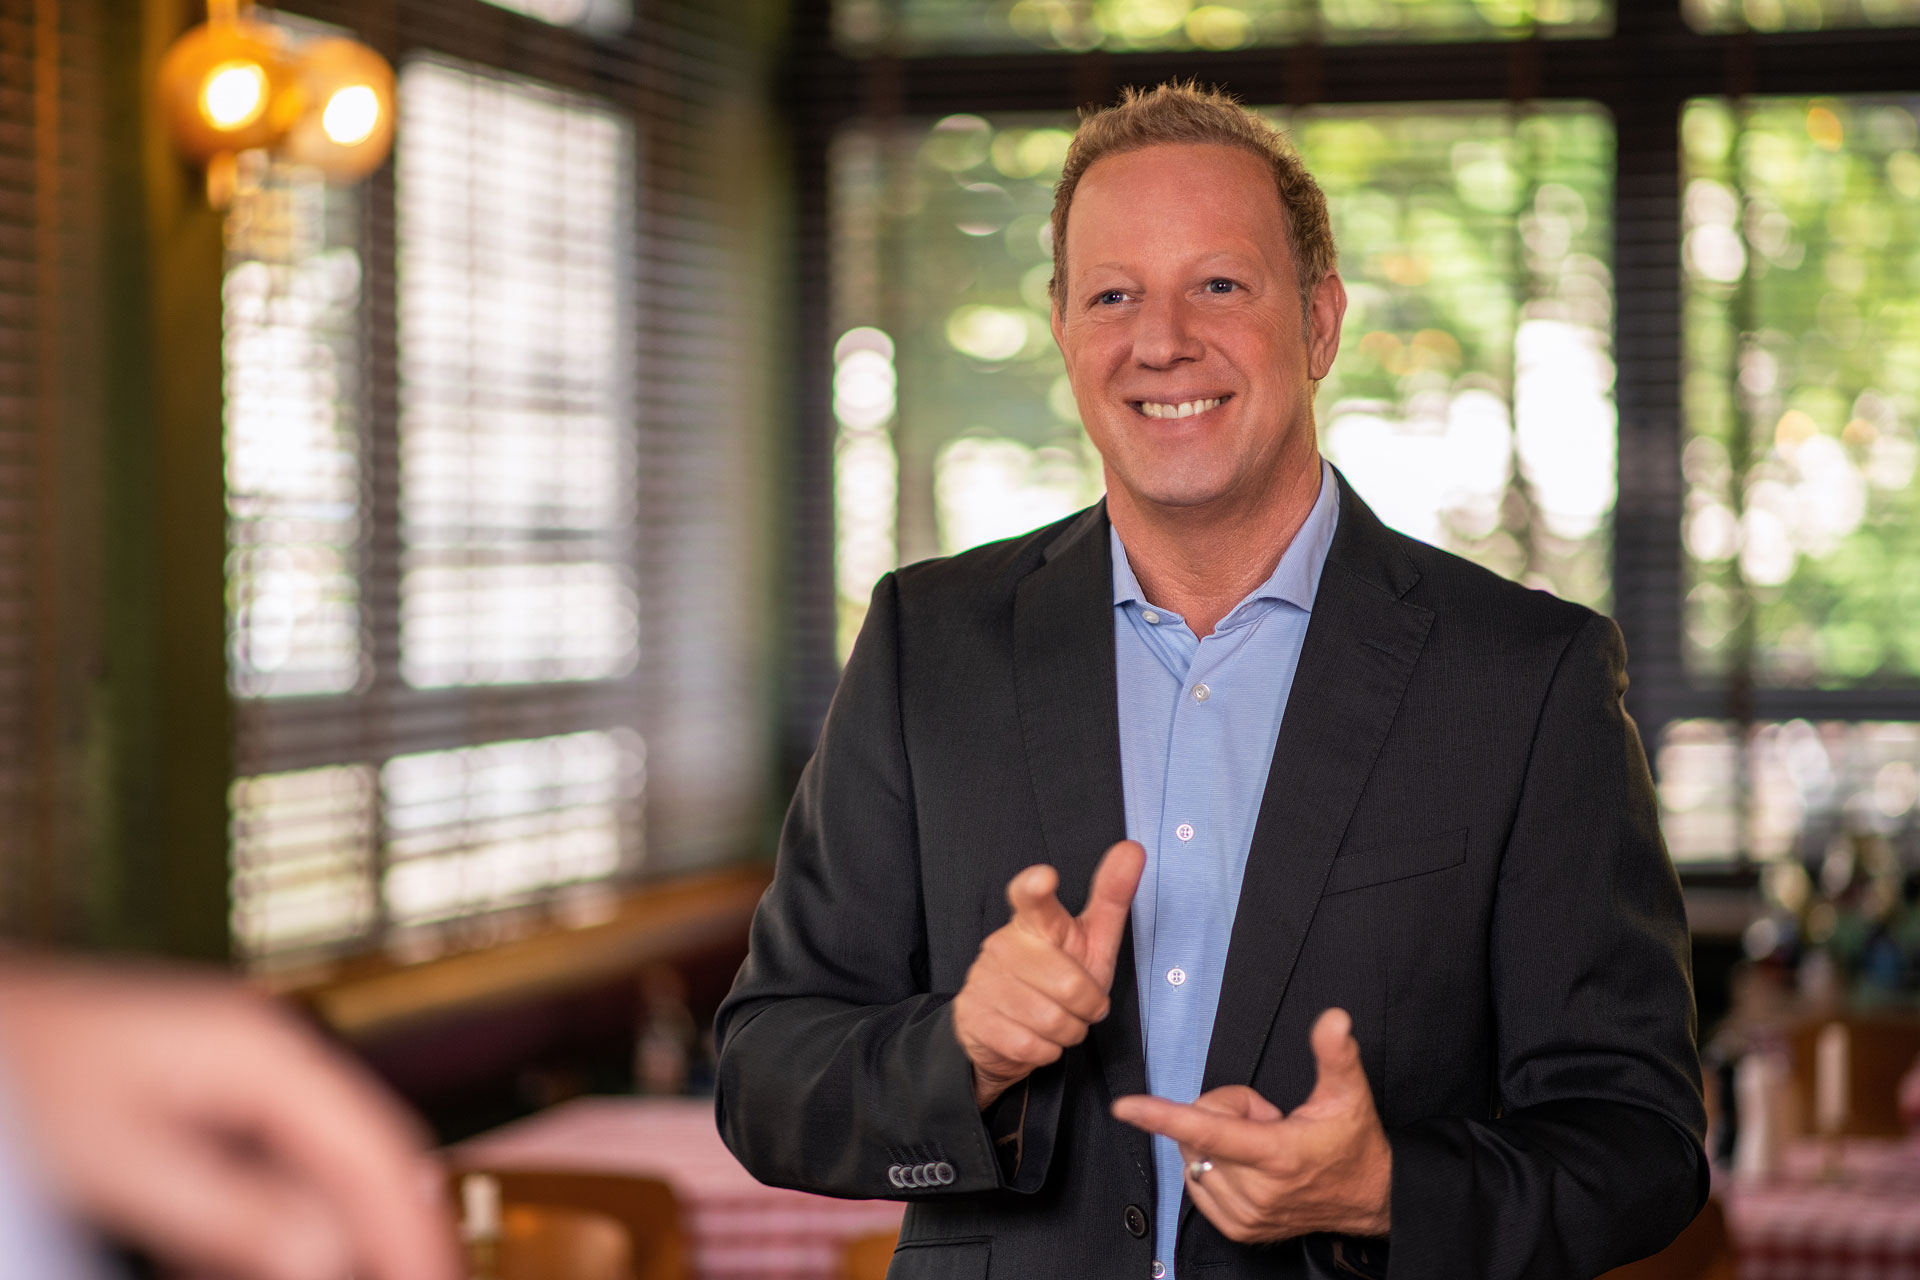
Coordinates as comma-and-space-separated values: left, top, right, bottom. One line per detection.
933, 1161, 955, 1185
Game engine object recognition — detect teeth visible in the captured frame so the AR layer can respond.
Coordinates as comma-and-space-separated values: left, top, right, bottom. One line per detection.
1139, 397, 1226, 420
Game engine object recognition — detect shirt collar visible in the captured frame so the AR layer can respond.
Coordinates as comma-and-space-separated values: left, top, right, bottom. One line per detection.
1110, 457, 1340, 615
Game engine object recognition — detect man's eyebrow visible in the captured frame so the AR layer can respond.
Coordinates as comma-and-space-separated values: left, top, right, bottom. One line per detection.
1193, 248, 1264, 268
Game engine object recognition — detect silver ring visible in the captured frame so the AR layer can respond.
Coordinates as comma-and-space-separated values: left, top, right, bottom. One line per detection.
1185, 1159, 1213, 1180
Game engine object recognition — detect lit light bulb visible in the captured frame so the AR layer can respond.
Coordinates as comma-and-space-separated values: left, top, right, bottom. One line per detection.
276, 37, 395, 181
200, 60, 268, 131
320, 84, 380, 146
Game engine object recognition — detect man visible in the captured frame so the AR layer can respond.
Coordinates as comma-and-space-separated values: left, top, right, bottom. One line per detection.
716, 83, 1705, 1279
0, 954, 461, 1280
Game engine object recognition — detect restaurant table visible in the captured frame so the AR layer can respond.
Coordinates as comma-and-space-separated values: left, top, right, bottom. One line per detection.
452, 1096, 905, 1280
1721, 1138, 1920, 1280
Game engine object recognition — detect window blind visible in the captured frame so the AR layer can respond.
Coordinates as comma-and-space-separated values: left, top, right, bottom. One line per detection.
0, 0, 102, 940
228, 0, 780, 968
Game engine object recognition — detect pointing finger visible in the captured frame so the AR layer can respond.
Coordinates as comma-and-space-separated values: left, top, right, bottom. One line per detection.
1192, 1084, 1284, 1123
1077, 841, 1145, 985
1110, 1094, 1276, 1166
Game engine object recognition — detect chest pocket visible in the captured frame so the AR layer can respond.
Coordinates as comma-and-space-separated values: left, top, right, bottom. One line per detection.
1323, 828, 1467, 896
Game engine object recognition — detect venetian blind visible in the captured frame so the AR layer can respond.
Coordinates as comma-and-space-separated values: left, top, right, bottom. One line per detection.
228, 1, 779, 968
0, 0, 101, 940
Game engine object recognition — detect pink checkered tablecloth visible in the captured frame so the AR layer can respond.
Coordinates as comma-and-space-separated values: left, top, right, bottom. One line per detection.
456, 1101, 1920, 1280
1723, 1139, 1920, 1280
451, 1096, 904, 1280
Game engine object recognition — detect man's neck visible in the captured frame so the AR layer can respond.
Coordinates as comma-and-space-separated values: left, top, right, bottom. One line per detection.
1108, 454, 1325, 640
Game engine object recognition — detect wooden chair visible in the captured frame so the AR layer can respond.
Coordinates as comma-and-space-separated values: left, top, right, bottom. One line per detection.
1787, 1015, 1920, 1138
453, 1168, 690, 1280
1598, 1196, 1736, 1280
843, 1228, 900, 1280
499, 1203, 632, 1280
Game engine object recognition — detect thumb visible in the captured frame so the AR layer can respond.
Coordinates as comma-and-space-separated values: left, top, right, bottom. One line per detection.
1075, 841, 1145, 985
1303, 1007, 1371, 1111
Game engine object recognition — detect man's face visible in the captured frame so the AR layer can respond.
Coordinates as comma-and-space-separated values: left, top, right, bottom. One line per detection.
1051, 142, 1344, 519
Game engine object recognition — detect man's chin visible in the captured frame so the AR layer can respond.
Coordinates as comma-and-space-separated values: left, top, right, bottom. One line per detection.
1115, 476, 1247, 515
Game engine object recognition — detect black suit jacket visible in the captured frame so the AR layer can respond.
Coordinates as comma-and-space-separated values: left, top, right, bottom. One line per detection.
716, 475, 1707, 1280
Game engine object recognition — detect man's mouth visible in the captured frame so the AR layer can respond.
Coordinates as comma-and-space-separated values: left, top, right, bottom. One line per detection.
1133, 395, 1230, 420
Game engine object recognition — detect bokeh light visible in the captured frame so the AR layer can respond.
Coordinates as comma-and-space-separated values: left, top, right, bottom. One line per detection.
320, 84, 381, 146
201, 60, 268, 131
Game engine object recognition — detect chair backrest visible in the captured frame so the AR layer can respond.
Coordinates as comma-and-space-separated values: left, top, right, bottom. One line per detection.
454, 1168, 690, 1280
1598, 1196, 1736, 1280
500, 1203, 632, 1280
1788, 1015, 1920, 1138
843, 1228, 900, 1280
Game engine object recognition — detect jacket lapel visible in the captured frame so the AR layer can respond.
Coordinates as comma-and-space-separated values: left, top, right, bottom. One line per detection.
1200, 474, 1435, 1093
1011, 504, 1148, 1114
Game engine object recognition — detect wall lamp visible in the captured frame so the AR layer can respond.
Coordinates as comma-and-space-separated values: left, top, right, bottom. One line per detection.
158, 0, 395, 207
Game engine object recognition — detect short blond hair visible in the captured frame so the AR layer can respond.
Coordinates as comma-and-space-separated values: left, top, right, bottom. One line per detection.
1048, 82, 1336, 321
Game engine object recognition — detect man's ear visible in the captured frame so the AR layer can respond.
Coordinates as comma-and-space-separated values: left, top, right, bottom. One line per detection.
1050, 301, 1065, 352
1306, 271, 1347, 382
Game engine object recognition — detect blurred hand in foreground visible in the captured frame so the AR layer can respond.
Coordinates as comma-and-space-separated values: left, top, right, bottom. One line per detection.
952, 840, 1146, 1110
0, 957, 461, 1280
1901, 1052, 1920, 1131
1112, 1007, 1392, 1242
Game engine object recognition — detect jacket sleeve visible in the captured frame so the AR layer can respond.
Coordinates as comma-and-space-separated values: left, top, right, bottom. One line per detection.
1385, 614, 1710, 1280
712, 573, 1005, 1200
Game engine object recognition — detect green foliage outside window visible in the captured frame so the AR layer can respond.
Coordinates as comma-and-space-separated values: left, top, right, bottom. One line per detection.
1683, 0, 1919, 33
835, 0, 1608, 51
1682, 97, 1920, 686
831, 105, 1616, 654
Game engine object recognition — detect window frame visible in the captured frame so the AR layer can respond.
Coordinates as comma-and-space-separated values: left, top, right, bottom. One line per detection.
778, 0, 1920, 870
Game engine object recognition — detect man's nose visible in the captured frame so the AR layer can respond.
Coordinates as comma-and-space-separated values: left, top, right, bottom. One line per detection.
1131, 293, 1204, 368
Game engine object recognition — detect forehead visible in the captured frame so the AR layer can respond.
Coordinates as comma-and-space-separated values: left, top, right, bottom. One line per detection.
1064, 142, 1289, 266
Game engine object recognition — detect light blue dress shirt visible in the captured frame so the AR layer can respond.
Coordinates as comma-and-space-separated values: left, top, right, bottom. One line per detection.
1112, 460, 1339, 1279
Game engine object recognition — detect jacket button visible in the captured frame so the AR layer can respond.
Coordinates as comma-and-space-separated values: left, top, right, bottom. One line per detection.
1124, 1204, 1148, 1237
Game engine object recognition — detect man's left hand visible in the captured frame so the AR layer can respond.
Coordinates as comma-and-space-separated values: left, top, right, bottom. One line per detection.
1110, 1007, 1391, 1243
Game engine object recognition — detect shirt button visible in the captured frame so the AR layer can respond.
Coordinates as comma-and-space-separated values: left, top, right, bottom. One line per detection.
1124, 1204, 1149, 1237
1176, 822, 1194, 842
1142, 610, 1160, 624
1192, 683, 1210, 702
1152, 1263, 1167, 1279
1167, 967, 1186, 986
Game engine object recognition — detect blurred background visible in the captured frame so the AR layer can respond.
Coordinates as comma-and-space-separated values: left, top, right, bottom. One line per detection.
1, 0, 1918, 1271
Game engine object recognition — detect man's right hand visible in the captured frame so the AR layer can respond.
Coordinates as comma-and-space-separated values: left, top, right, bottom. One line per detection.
952, 840, 1146, 1110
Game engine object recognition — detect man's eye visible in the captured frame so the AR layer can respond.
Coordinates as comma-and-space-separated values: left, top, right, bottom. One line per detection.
1205, 278, 1238, 294
1096, 290, 1128, 305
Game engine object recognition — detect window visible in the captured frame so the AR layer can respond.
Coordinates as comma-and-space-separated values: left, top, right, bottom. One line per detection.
396, 59, 640, 691
838, 0, 1611, 52
224, 57, 646, 967
1684, 0, 1919, 32
223, 158, 366, 699
1650, 93, 1920, 865
831, 104, 1615, 651
794, 0, 1920, 881
1680, 96, 1920, 689
224, 4, 778, 969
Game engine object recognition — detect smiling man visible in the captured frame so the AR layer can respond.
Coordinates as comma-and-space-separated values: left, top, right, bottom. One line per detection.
716, 83, 1706, 1279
